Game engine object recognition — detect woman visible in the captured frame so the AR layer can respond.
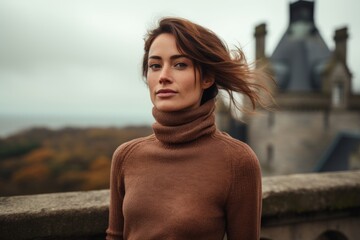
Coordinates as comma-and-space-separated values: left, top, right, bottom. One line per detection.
107, 17, 268, 240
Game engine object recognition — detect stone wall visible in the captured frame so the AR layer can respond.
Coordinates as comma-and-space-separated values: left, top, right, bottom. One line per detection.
248, 110, 360, 176
260, 170, 360, 240
0, 190, 108, 240
1, 171, 359, 240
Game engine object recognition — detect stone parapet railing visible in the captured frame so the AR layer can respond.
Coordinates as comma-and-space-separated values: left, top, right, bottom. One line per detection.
1, 170, 359, 240
260, 170, 360, 240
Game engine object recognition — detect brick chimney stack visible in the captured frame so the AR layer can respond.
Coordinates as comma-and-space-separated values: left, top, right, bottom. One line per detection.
334, 27, 349, 65
254, 23, 267, 66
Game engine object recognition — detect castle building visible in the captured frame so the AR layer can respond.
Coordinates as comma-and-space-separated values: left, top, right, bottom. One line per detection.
219, 0, 360, 176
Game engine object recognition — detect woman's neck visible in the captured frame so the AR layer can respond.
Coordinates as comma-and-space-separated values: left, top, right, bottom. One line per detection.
152, 99, 216, 144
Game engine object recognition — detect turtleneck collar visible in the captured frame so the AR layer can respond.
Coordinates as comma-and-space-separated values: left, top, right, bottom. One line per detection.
152, 99, 216, 144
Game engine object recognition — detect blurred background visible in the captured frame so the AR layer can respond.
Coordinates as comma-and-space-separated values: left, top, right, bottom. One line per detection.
0, 0, 359, 196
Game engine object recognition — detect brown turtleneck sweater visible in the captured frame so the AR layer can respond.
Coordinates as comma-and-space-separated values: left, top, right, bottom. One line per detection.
106, 99, 262, 240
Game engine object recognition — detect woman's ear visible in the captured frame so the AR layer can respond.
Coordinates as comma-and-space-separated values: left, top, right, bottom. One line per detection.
201, 75, 215, 90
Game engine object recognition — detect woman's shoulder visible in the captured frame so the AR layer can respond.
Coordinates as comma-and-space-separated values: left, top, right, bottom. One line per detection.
112, 134, 156, 162
213, 131, 261, 187
212, 131, 259, 166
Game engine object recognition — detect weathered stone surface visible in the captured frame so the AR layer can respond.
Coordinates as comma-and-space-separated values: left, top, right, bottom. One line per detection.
261, 171, 360, 240
262, 170, 360, 216
0, 171, 359, 240
0, 189, 109, 240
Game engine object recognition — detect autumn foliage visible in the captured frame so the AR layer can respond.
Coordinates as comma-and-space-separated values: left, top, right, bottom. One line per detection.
0, 126, 152, 196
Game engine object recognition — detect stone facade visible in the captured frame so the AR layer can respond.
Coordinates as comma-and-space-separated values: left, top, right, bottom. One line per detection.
238, 0, 360, 176
248, 110, 360, 175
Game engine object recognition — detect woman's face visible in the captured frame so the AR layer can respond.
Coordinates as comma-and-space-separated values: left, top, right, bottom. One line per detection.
147, 33, 212, 112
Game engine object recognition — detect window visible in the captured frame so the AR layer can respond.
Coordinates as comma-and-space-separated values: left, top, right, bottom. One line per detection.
267, 144, 274, 166
332, 82, 344, 107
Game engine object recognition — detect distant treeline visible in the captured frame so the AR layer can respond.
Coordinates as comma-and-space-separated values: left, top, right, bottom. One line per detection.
0, 126, 152, 197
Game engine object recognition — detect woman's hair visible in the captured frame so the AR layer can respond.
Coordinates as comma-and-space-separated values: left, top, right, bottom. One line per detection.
142, 17, 272, 112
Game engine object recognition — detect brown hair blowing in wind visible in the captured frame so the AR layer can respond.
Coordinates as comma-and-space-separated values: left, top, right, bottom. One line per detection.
142, 17, 274, 113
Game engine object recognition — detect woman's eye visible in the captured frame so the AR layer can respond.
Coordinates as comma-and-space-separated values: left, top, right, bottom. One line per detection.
174, 62, 188, 69
149, 64, 161, 70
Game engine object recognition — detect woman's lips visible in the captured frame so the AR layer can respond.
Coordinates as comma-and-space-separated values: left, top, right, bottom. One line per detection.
156, 89, 178, 98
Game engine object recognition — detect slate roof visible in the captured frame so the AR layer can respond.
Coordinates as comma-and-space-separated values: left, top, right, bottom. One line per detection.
314, 132, 360, 172
270, 0, 331, 92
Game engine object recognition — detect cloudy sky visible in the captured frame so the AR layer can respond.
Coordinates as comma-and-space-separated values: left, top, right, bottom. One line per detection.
0, 0, 359, 127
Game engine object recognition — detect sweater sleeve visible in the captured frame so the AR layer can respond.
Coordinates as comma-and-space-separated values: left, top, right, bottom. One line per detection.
106, 144, 128, 240
225, 143, 262, 240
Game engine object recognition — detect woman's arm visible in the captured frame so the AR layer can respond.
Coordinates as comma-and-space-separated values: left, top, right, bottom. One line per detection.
225, 145, 262, 240
106, 146, 126, 240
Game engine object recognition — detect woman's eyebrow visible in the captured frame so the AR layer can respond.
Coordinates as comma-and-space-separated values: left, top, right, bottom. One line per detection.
148, 54, 189, 60
170, 54, 189, 60
148, 55, 161, 60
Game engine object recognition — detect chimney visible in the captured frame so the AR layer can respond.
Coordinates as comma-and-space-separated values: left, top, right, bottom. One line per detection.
254, 23, 267, 64
290, 0, 314, 24
334, 27, 349, 65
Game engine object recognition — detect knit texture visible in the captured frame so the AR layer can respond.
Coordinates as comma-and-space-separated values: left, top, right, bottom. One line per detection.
106, 99, 262, 240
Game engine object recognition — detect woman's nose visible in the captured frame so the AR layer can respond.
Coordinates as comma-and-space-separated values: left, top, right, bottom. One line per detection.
159, 65, 172, 84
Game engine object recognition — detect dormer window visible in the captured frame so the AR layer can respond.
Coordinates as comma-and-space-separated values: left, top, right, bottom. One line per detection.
332, 82, 344, 107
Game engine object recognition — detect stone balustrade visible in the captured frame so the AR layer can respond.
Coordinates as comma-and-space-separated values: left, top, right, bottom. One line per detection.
1, 170, 359, 240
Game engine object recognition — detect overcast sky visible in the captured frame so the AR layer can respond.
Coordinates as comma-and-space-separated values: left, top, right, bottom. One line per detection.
0, 0, 359, 126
